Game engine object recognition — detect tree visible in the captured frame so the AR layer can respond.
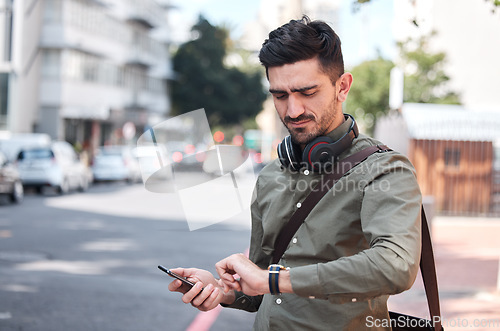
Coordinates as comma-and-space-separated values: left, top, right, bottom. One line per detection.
398, 34, 460, 104
171, 16, 267, 127
345, 57, 394, 133
344, 33, 460, 134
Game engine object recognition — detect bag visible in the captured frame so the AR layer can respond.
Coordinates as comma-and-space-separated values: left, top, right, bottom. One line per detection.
272, 145, 444, 331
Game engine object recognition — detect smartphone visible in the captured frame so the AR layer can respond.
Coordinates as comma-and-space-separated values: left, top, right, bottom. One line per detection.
158, 265, 196, 288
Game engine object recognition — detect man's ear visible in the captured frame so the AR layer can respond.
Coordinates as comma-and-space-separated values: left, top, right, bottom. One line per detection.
336, 73, 353, 103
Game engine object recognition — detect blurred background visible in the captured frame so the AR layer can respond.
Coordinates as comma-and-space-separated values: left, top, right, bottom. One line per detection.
0, 0, 499, 330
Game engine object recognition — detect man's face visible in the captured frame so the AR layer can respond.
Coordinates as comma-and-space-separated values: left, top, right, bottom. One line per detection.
268, 57, 343, 146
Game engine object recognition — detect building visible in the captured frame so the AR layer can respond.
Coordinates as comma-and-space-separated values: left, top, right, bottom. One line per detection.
393, 0, 500, 109
375, 103, 500, 216
383, 1, 500, 216
0, 0, 173, 154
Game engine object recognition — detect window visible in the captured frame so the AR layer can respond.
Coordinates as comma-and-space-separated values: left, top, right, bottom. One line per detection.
42, 49, 61, 78
444, 148, 460, 168
494, 146, 500, 171
82, 56, 98, 82
0, 73, 8, 129
43, 0, 62, 23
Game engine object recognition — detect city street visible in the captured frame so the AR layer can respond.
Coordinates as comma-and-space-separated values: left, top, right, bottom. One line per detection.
0, 177, 255, 331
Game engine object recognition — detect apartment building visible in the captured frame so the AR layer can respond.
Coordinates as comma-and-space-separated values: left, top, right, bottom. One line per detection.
0, 0, 173, 151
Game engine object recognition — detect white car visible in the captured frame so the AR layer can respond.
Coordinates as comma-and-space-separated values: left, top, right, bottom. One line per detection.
0, 151, 23, 203
16, 141, 90, 194
91, 146, 141, 183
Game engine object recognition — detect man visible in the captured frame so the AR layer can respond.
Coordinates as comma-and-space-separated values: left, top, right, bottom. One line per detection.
168, 16, 421, 330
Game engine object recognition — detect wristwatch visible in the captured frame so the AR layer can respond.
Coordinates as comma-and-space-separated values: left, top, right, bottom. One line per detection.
268, 264, 289, 295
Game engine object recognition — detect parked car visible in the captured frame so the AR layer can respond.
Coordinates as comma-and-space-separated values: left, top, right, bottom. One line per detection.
16, 141, 90, 194
91, 146, 141, 183
0, 132, 51, 162
0, 151, 23, 203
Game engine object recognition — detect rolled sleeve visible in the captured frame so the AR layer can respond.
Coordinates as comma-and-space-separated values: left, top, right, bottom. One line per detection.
289, 264, 328, 299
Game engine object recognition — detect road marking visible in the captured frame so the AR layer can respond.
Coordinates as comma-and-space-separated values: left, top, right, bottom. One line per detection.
0, 230, 11, 238
186, 305, 223, 331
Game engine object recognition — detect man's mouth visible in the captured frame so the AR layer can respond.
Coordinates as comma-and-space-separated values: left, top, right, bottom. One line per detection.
285, 115, 315, 128
288, 120, 310, 129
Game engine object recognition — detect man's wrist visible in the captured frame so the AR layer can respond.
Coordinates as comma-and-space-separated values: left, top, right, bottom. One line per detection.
268, 264, 292, 295
220, 289, 236, 305
278, 269, 292, 293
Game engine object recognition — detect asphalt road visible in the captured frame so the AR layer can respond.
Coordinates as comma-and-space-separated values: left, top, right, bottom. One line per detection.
0, 177, 256, 331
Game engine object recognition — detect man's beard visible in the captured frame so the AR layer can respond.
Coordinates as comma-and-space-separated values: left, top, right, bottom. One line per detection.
282, 105, 337, 145
284, 114, 319, 145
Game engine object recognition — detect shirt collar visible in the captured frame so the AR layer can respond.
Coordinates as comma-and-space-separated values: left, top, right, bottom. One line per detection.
324, 114, 353, 142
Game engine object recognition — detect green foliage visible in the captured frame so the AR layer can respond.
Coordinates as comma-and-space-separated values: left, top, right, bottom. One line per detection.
345, 58, 394, 133
398, 35, 460, 105
490, 0, 500, 11
345, 33, 460, 134
171, 16, 267, 126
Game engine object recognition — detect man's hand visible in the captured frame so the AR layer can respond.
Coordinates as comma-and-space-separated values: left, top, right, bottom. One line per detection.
167, 268, 234, 311
215, 254, 268, 296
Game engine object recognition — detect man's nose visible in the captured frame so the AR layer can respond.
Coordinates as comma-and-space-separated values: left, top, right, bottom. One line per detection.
287, 94, 305, 118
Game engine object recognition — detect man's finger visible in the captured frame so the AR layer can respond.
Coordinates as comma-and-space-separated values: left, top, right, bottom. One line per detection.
168, 279, 183, 292
219, 272, 236, 283
202, 286, 220, 309
228, 279, 242, 292
181, 282, 204, 304
191, 283, 214, 307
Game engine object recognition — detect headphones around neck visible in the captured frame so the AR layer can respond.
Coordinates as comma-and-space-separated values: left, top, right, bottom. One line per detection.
277, 114, 359, 172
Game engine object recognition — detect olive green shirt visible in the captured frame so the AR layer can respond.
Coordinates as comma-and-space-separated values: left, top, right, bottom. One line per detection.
227, 120, 422, 330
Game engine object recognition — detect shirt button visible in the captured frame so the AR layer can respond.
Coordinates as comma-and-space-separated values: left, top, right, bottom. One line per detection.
296, 202, 302, 208
352, 298, 357, 302
304, 170, 310, 175
276, 298, 282, 305
292, 238, 298, 244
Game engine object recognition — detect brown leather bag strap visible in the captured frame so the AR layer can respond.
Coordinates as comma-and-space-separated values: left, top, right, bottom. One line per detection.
420, 207, 443, 331
271, 144, 390, 264
271, 145, 443, 330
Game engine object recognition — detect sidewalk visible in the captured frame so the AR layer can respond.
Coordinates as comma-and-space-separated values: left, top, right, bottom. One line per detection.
388, 216, 500, 330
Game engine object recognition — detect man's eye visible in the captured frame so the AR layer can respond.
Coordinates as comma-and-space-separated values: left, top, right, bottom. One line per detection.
275, 94, 287, 100
302, 91, 317, 97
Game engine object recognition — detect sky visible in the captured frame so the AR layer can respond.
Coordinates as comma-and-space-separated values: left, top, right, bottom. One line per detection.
167, 0, 396, 68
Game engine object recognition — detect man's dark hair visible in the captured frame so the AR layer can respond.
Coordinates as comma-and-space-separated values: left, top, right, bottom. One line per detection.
259, 16, 344, 84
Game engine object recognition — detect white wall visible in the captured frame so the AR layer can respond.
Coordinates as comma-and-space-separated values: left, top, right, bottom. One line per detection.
8, 0, 44, 133
394, 0, 500, 109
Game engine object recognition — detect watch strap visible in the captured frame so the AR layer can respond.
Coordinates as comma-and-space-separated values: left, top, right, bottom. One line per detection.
268, 264, 284, 295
